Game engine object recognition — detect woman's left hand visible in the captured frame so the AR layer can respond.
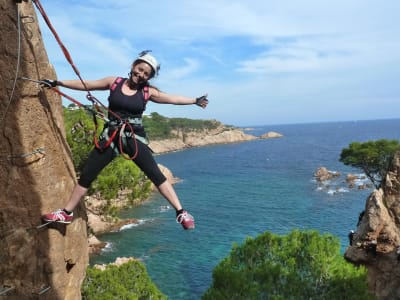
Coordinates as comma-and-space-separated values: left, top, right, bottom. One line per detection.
195, 94, 209, 108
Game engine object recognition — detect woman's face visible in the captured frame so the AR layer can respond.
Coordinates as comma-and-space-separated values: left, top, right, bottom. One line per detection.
130, 61, 153, 84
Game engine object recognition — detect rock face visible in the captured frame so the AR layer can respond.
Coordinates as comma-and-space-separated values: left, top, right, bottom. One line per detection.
314, 167, 340, 182
345, 152, 400, 299
0, 1, 88, 299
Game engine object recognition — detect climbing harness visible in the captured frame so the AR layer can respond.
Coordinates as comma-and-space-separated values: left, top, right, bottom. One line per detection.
101, 117, 150, 157
30, 0, 151, 160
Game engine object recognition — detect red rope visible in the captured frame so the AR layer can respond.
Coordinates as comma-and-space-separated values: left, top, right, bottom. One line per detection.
32, 0, 87, 90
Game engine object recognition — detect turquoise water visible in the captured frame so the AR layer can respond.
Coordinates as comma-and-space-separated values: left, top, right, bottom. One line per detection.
90, 119, 400, 299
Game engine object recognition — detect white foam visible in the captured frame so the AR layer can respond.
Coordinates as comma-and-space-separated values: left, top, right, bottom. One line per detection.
159, 205, 171, 212
102, 242, 114, 253
327, 187, 349, 195
119, 219, 147, 231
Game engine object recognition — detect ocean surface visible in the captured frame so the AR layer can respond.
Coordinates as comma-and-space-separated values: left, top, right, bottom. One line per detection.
90, 119, 400, 299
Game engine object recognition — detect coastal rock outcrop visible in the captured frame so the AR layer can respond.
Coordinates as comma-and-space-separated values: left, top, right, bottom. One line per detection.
149, 125, 257, 154
0, 2, 87, 299
314, 167, 340, 182
260, 131, 283, 139
345, 151, 400, 299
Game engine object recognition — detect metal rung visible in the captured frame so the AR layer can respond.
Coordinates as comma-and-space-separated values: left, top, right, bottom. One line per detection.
0, 285, 15, 295
33, 285, 51, 295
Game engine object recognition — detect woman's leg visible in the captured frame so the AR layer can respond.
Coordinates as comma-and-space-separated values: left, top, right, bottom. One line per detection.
64, 184, 88, 212
131, 142, 183, 208
157, 180, 182, 211
130, 141, 195, 229
43, 146, 116, 222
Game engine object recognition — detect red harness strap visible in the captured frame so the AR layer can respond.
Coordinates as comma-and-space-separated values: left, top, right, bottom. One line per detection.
110, 77, 123, 92
143, 85, 149, 102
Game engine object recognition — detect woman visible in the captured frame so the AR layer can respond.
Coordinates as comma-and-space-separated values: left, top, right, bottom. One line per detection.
42, 51, 208, 230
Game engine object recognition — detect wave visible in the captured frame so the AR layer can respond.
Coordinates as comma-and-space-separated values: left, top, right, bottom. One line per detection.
102, 242, 114, 253
119, 219, 148, 231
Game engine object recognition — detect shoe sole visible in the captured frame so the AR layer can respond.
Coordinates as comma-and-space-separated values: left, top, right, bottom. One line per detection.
183, 225, 195, 230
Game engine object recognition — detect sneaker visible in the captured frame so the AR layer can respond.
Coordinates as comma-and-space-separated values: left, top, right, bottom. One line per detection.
42, 209, 73, 224
176, 210, 195, 230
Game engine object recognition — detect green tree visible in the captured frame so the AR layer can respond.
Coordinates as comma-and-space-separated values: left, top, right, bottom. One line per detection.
339, 139, 400, 188
143, 112, 172, 139
82, 260, 167, 299
203, 230, 373, 300
64, 107, 102, 172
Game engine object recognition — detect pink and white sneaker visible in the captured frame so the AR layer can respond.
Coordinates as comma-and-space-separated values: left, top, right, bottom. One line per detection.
176, 210, 195, 230
42, 209, 73, 224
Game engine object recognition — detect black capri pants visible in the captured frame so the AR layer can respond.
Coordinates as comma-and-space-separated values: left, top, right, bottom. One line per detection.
78, 137, 167, 188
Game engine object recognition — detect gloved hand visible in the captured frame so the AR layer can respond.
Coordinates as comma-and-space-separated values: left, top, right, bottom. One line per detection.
40, 79, 58, 88
195, 94, 209, 108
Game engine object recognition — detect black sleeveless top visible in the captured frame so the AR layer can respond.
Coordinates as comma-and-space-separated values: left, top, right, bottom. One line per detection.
108, 78, 147, 118
107, 78, 148, 137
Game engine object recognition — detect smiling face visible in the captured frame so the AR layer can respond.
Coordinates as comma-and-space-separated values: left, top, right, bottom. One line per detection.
130, 61, 154, 85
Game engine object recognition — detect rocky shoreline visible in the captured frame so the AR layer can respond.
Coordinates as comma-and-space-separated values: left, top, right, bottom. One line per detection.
87, 126, 283, 254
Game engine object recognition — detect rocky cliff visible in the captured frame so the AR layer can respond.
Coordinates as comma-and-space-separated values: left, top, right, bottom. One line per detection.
0, 1, 88, 299
148, 125, 258, 154
345, 151, 400, 299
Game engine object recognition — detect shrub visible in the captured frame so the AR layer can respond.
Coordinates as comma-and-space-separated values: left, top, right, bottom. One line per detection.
82, 260, 167, 299
203, 230, 374, 300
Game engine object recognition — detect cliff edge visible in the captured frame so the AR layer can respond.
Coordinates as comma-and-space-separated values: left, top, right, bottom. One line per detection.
345, 151, 400, 300
0, 1, 88, 299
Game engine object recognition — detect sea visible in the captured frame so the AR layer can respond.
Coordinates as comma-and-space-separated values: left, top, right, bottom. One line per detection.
90, 118, 400, 300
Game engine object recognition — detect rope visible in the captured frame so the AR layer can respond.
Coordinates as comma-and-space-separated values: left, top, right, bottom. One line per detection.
0, 4, 22, 127
31, 0, 139, 160
31, 0, 88, 91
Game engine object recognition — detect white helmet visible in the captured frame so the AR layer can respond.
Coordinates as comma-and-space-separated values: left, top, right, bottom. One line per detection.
136, 50, 160, 77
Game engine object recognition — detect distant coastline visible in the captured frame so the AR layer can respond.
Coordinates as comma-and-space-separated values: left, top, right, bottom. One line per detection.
148, 125, 283, 154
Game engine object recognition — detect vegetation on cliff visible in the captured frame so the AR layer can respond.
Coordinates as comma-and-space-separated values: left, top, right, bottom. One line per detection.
203, 230, 373, 299
82, 260, 166, 299
143, 111, 222, 139
340, 139, 400, 188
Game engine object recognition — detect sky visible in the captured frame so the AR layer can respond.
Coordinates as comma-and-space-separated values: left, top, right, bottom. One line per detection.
34, 0, 400, 126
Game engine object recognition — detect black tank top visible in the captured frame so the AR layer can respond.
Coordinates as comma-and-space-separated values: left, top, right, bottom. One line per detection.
108, 78, 147, 118
107, 78, 147, 137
